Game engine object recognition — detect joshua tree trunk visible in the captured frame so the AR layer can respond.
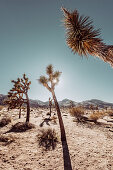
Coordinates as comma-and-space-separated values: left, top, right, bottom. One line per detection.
92, 43, 113, 67
51, 90, 66, 141
26, 93, 30, 123
49, 105, 51, 117
19, 106, 22, 119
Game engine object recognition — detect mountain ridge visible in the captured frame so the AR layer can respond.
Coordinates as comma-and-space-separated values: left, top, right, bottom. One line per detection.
0, 94, 113, 108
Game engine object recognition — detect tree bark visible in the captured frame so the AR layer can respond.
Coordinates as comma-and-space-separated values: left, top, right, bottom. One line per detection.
93, 43, 113, 67
51, 90, 66, 141
26, 93, 30, 122
49, 105, 51, 117
19, 106, 21, 119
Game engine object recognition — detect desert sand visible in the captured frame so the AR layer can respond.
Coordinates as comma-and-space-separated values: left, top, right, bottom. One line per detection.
0, 107, 113, 170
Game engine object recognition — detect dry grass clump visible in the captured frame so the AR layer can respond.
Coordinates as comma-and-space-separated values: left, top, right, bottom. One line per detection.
10, 122, 35, 132
69, 106, 85, 122
90, 111, 106, 123
51, 115, 57, 124
106, 109, 113, 116
0, 117, 11, 127
37, 128, 58, 150
0, 105, 4, 111
0, 134, 15, 145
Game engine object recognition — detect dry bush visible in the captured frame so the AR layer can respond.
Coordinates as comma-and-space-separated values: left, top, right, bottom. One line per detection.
0, 134, 15, 145
37, 128, 58, 150
0, 105, 4, 111
0, 117, 11, 127
51, 115, 57, 124
90, 111, 106, 123
106, 109, 113, 116
10, 122, 35, 132
69, 106, 85, 122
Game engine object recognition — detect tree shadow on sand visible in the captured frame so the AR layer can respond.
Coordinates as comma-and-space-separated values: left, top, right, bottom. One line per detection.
61, 137, 72, 170
4, 122, 35, 133
39, 118, 51, 127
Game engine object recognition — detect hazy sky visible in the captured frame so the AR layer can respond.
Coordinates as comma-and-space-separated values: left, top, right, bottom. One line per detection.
0, 0, 113, 102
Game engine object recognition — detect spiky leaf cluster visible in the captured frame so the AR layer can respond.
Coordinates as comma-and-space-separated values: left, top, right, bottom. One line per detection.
62, 7, 103, 56
62, 7, 113, 67
38, 64, 61, 91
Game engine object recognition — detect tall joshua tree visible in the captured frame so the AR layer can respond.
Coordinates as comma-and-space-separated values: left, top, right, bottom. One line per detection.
38, 64, 66, 141
62, 7, 113, 67
6, 74, 31, 122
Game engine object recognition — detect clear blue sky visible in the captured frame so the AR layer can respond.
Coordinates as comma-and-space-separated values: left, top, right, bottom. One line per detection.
0, 0, 113, 102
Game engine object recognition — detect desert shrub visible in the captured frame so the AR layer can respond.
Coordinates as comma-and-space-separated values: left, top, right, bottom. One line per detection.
106, 109, 113, 116
51, 115, 57, 124
10, 122, 35, 132
0, 105, 4, 111
69, 107, 85, 122
37, 128, 58, 150
0, 134, 15, 145
0, 117, 11, 127
90, 111, 105, 123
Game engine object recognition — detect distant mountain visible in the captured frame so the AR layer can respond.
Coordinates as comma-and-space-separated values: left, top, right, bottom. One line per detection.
59, 99, 77, 107
0, 94, 113, 109
77, 99, 113, 109
0, 94, 7, 105
30, 99, 49, 108
0, 94, 46, 108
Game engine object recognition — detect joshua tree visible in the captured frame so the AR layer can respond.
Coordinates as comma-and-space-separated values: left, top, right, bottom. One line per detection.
38, 64, 66, 141
90, 104, 94, 110
62, 7, 113, 67
95, 105, 98, 110
49, 97, 52, 117
6, 74, 31, 122
5, 94, 24, 119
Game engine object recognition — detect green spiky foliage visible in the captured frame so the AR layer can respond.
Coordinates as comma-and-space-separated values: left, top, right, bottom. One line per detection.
6, 74, 31, 122
38, 64, 66, 141
62, 7, 113, 67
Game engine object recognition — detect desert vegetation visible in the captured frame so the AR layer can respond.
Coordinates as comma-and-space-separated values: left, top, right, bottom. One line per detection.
0, 106, 113, 170
0, 116, 11, 127
38, 64, 66, 142
90, 111, 105, 123
5, 74, 31, 122
0, 4, 113, 170
69, 106, 85, 122
62, 7, 113, 67
37, 128, 58, 150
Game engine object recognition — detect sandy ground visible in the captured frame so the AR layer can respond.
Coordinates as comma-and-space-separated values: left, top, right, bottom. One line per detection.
0, 107, 113, 170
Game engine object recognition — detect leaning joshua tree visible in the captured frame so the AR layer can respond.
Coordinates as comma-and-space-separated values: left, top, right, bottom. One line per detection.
6, 74, 31, 122
62, 7, 113, 67
38, 64, 66, 141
